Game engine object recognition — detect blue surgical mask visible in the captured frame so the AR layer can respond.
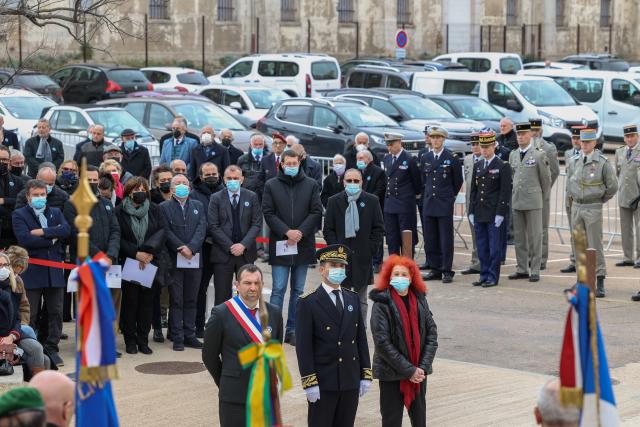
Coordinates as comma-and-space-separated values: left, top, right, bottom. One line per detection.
356, 160, 366, 170
390, 276, 410, 293
327, 268, 346, 285
252, 148, 263, 158
30, 196, 47, 210
226, 179, 240, 193
345, 183, 361, 196
333, 164, 346, 176
124, 140, 135, 151
46, 185, 53, 194
284, 166, 298, 177
174, 184, 190, 199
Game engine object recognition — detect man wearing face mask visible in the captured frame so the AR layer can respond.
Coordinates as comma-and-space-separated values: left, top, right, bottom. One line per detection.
321, 154, 347, 208
150, 165, 174, 204
0, 146, 24, 249
0, 116, 19, 150
237, 133, 267, 200
190, 126, 230, 182
73, 124, 114, 168
9, 150, 29, 185
159, 115, 201, 145
15, 166, 69, 210
12, 179, 71, 366
159, 118, 199, 177
263, 131, 287, 181
160, 174, 207, 351
219, 129, 243, 165
119, 128, 151, 179
344, 132, 380, 170
296, 244, 372, 427
323, 169, 384, 318
23, 119, 64, 177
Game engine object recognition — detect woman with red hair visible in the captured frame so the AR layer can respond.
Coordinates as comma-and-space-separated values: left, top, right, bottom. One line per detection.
369, 254, 438, 427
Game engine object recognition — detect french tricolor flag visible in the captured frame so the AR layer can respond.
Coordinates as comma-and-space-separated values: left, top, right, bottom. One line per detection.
559, 284, 619, 427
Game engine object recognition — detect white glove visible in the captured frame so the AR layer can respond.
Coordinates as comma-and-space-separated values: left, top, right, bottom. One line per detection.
494, 215, 504, 228
468, 214, 474, 226
359, 380, 372, 397
305, 386, 320, 403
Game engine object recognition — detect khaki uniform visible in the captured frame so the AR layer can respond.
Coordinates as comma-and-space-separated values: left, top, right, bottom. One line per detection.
614, 144, 640, 263
534, 137, 561, 267
567, 151, 618, 277
464, 153, 481, 271
563, 147, 582, 267
509, 146, 552, 275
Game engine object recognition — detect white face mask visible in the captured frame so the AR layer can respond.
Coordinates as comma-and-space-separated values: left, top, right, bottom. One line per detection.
201, 133, 213, 145
356, 144, 367, 152
0, 267, 10, 281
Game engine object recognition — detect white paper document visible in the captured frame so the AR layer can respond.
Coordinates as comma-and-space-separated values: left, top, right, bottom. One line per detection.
106, 265, 122, 289
177, 252, 200, 269
67, 268, 78, 293
122, 258, 157, 288
276, 240, 298, 256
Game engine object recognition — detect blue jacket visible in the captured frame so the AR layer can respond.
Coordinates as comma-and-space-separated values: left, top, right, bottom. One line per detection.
159, 197, 207, 265
159, 136, 199, 176
382, 150, 421, 214
419, 148, 463, 217
12, 205, 71, 289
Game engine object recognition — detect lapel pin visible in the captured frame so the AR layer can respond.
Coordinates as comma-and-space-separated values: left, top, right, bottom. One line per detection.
348, 305, 353, 312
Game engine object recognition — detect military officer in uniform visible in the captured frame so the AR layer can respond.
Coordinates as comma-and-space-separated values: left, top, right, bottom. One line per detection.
416, 126, 432, 270
508, 122, 552, 282
419, 126, 463, 283
530, 118, 560, 270
614, 125, 640, 268
382, 133, 422, 256
468, 133, 512, 287
566, 128, 618, 297
296, 244, 372, 427
560, 126, 586, 273
461, 134, 482, 275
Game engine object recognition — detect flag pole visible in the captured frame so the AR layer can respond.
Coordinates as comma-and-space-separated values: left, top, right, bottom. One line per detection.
258, 285, 283, 426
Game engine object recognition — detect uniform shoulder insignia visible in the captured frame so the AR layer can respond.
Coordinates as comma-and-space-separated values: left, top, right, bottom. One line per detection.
599, 153, 608, 161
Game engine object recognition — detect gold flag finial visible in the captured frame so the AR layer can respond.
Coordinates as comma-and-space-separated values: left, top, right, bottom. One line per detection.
573, 225, 587, 284
70, 158, 97, 261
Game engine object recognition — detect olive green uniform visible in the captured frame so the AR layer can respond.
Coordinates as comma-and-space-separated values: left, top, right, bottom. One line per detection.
563, 147, 582, 268
615, 143, 640, 264
534, 136, 560, 268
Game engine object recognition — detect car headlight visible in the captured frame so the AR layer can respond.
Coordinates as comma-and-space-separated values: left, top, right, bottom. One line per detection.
370, 134, 383, 145
539, 111, 565, 128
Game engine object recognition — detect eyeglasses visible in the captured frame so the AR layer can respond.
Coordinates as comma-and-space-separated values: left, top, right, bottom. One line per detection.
344, 179, 361, 184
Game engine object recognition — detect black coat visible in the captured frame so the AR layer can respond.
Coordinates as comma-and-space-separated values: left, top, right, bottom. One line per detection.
369, 288, 438, 381
189, 143, 230, 182
23, 135, 64, 177
120, 142, 152, 179
0, 129, 19, 151
320, 171, 344, 208
323, 191, 384, 289
202, 301, 283, 404
64, 197, 120, 261
497, 129, 518, 151
0, 173, 25, 243
419, 148, 463, 217
226, 144, 244, 165
16, 185, 69, 210
262, 152, 280, 182
362, 163, 386, 210
0, 281, 20, 338
344, 144, 381, 169
262, 170, 322, 266
115, 202, 167, 266
302, 157, 323, 189
159, 198, 207, 260
237, 152, 266, 199
190, 179, 223, 222
468, 157, 512, 223
73, 139, 112, 168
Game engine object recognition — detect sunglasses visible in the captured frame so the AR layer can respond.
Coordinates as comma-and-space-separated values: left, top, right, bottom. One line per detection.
345, 179, 361, 184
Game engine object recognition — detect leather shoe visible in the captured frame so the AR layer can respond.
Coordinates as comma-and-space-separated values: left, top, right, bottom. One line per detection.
540, 264, 546, 271
423, 271, 442, 281
126, 343, 138, 355
418, 262, 429, 271
196, 328, 204, 339
461, 268, 480, 275
631, 292, 640, 302
442, 272, 454, 283
173, 342, 184, 351
184, 337, 203, 349
508, 272, 529, 280
529, 275, 540, 282
472, 280, 484, 287
560, 265, 576, 273
286, 333, 296, 347
138, 344, 153, 355
482, 281, 497, 288
615, 260, 634, 267
153, 329, 165, 343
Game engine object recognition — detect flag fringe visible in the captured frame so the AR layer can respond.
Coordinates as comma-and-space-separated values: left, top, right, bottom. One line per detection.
560, 386, 583, 408
79, 364, 119, 383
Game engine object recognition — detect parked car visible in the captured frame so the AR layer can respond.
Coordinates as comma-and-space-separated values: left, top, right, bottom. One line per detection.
340, 58, 401, 84
197, 84, 290, 122
40, 105, 159, 163
401, 60, 469, 71
425, 94, 505, 133
97, 95, 257, 152
0, 87, 57, 144
207, 53, 341, 97
560, 54, 630, 71
521, 68, 640, 142
50, 64, 153, 104
324, 88, 485, 156
523, 61, 587, 70
432, 52, 523, 74
344, 64, 424, 90
0, 69, 62, 103
256, 97, 425, 158
141, 67, 209, 93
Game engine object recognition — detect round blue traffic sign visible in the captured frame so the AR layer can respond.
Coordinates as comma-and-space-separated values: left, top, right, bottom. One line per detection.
396, 30, 408, 48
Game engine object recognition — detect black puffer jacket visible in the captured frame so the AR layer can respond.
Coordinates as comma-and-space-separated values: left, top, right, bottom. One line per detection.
369, 288, 438, 381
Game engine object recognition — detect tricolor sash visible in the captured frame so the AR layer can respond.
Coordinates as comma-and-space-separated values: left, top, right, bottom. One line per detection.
225, 296, 263, 344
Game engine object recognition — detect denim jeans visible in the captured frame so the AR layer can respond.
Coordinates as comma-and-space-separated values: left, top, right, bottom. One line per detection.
270, 264, 308, 334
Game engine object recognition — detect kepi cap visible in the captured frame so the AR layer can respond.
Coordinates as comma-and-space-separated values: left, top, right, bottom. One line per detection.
0, 387, 44, 416
580, 128, 597, 141
478, 132, 496, 146
470, 133, 480, 144
623, 125, 638, 135
571, 125, 587, 137
316, 244, 350, 265
529, 118, 542, 129
384, 132, 403, 144
515, 122, 531, 132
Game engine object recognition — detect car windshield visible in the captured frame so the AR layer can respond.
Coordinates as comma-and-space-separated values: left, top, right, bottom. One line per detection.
335, 104, 399, 127
14, 74, 57, 87
511, 80, 577, 107
173, 102, 245, 130
87, 110, 152, 139
450, 98, 503, 120
176, 72, 209, 85
0, 95, 56, 119
394, 97, 454, 120
245, 89, 290, 109
605, 61, 630, 71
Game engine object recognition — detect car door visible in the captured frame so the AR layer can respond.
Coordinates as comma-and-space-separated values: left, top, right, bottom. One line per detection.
273, 104, 312, 145
53, 67, 82, 103
49, 109, 89, 155
487, 81, 524, 121
199, 88, 223, 104
64, 67, 99, 103
220, 60, 255, 86
605, 78, 640, 140
147, 103, 175, 138
310, 106, 346, 157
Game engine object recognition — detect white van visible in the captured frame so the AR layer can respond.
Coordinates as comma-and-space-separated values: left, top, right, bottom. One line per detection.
207, 53, 341, 98
411, 71, 600, 151
520, 69, 640, 142
433, 52, 523, 74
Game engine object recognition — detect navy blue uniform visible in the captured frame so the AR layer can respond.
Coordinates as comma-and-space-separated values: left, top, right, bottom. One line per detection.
383, 150, 421, 256
419, 149, 463, 274
296, 285, 372, 427
469, 157, 512, 284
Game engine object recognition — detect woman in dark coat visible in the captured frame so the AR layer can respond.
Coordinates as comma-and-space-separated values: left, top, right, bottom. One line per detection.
116, 176, 166, 355
320, 154, 347, 208
369, 254, 438, 427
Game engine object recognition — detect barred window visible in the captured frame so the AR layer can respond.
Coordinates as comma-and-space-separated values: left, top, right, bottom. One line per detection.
337, 0, 354, 23
556, 0, 565, 27
149, 0, 169, 20
397, 0, 412, 25
217, 0, 234, 21
281, 0, 297, 22
600, 0, 612, 27
506, 0, 518, 26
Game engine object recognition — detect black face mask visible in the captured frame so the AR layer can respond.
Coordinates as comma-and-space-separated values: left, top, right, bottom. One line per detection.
90, 183, 99, 194
0, 163, 7, 176
132, 191, 147, 204
172, 129, 181, 139
10, 166, 22, 176
221, 138, 232, 147
159, 182, 171, 193
204, 176, 219, 189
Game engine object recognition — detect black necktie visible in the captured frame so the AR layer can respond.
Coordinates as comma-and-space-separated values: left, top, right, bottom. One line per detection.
583, 156, 587, 164
435, 154, 439, 161
392, 156, 397, 166
232, 194, 238, 208
332, 289, 343, 315
520, 151, 526, 161
484, 160, 489, 169
628, 149, 633, 160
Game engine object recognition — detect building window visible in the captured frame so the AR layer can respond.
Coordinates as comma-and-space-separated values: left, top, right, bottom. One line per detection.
600, 0, 612, 27
217, 0, 234, 21
281, 0, 297, 22
556, 0, 565, 27
337, 0, 354, 23
149, 0, 169, 20
506, 0, 518, 26
397, 0, 412, 25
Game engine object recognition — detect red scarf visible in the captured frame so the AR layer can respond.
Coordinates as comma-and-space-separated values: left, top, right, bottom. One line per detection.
390, 288, 421, 408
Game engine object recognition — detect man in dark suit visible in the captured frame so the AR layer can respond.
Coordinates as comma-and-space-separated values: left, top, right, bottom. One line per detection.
358, 149, 386, 270
220, 129, 243, 165
23, 119, 64, 177
0, 146, 24, 248
468, 133, 512, 287
208, 165, 262, 305
203, 264, 283, 427
9, 150, 29, 185
292, 143, 322, 189
0, 116, 19, 150
296, 244, 372, 427
382, 133, 422, 256
12, 179, 71, 366
263, 131, 287, 182
323, 169, 384, 318
160, 174, 207, 351
119, 128, 152, 179
496, 117, 518, 151
190, 126, 230, 182
420, 127, 463, 283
